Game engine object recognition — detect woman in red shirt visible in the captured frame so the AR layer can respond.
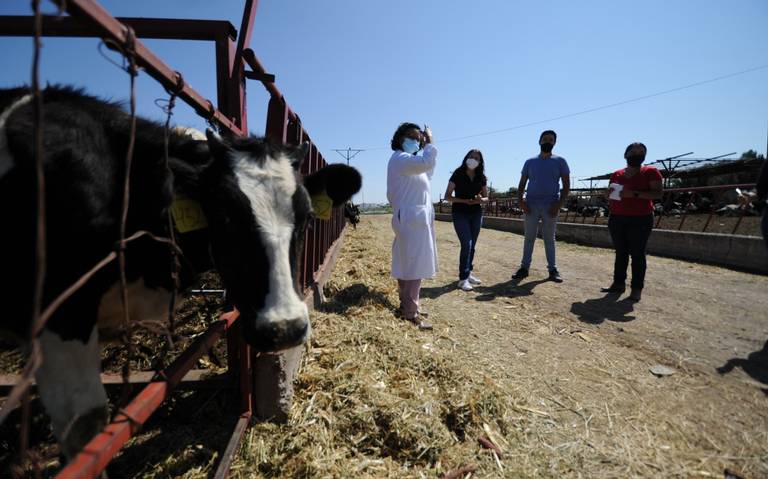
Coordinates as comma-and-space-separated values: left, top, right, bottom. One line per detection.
603, 142, 663, 301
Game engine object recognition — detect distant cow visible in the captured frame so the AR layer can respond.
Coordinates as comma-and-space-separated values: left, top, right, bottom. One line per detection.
0, 86, 361, 458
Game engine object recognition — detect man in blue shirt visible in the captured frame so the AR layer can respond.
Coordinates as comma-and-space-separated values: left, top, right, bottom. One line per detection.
512, 130, 570, 282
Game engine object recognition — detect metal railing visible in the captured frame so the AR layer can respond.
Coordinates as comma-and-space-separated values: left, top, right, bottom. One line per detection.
0, 1, 349, 477
436, 183, 762, 236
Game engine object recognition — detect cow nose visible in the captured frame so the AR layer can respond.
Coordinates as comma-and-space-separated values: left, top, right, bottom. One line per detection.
246, 316, 309, 352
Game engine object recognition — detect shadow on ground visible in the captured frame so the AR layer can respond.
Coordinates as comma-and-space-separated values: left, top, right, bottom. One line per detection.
1, 389, 239, 478
570, 294, 636, 324
472, 279, 549, 302
320, 283, 398, 314
717, 339, 768, 395
420, 282, 457, 299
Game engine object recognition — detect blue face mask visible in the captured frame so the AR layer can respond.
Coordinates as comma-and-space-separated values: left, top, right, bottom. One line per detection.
402, 138, 420, 154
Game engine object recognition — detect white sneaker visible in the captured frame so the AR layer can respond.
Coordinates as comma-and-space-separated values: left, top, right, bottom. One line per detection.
468, 273, 482, 285
458, 279, 473, 291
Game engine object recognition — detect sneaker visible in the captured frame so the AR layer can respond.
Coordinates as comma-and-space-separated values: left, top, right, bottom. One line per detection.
511, 267, 529, 280
468, 273, 482, 285
457, 279, 473, 291
548, 269, 563, 283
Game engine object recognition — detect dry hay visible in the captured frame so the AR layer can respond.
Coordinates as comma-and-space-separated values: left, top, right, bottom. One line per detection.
0, 272, 231, 477
232, 227, 528, 478
231, 218, 768, 479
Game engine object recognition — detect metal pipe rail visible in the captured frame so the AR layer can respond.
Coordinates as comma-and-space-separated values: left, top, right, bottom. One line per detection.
0, 0, 350, 477
437, 182, 761, 236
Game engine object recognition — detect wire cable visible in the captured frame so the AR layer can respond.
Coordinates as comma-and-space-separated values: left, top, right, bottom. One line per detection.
362, 63, 768, 150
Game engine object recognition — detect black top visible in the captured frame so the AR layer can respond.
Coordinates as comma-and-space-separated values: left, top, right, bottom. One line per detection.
450, 168, 486, 214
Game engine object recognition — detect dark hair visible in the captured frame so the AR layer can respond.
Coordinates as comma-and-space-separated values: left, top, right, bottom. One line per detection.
390, 122, 421, 151
624, 142, 647, 158
456, 149, 487, 183
539, 130, 557, 143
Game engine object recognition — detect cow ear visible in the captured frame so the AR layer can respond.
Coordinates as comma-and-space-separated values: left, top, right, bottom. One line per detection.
205, 128, 232, 160
304, 164, 362, 206
290, 142, 309, 171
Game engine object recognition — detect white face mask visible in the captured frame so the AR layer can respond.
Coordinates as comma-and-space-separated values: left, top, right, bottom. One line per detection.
466, 158, 480, 170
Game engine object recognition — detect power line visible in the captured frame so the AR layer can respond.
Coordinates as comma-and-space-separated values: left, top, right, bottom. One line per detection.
362, 63, 768, 150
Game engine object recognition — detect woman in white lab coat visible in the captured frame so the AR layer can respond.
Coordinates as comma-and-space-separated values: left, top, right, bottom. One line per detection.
386, 122, 438, 330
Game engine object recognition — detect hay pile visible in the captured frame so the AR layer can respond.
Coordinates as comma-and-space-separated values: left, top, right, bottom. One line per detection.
232, 226, 528, 478
232, 217, 768, 478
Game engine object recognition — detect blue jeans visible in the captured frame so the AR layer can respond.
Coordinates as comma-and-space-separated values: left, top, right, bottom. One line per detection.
521, 203, 557, 271
452, 210, 483, 280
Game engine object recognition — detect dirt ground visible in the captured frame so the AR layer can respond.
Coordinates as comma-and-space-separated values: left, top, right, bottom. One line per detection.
425, 214, 767, 377
228, 214, 768, 478
2, 214, 766, 477
336, 216, 768, 477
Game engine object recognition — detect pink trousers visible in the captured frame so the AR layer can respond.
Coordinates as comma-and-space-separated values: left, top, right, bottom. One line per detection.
397, 279, 422, 320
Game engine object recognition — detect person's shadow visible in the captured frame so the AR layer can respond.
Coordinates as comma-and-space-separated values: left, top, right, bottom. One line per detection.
570, 293, 636, 324
717, 340, 768, 395
473, 278, 549, 302
319, 283, 399, 315
420, 282, 457, 299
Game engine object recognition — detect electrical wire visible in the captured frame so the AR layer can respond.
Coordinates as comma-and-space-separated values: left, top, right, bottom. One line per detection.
362, 63, 768, 151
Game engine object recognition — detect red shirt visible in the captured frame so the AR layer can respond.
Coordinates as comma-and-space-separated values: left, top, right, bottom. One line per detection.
609, 166, 663, 216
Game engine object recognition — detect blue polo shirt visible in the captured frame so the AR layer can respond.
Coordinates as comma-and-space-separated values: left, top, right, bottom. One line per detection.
521, 154, 570, 206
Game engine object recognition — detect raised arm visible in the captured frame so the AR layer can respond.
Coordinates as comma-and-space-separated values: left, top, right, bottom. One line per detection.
392, 143, 438, 176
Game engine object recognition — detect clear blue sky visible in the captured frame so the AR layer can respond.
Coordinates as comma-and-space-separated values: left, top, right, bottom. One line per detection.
1, 1, 767, 203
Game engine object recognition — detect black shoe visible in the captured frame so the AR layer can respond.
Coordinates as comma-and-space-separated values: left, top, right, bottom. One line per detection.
548, 269, 563, 283
512, 267, 529, 280
601, 283, 626, 294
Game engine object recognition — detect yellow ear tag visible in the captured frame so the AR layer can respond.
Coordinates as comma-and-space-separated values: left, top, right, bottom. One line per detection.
311, 191, 333, 220
170, 193, 209, 233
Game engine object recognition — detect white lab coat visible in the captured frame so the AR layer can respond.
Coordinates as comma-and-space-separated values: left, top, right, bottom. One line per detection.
386, 144, 439, 280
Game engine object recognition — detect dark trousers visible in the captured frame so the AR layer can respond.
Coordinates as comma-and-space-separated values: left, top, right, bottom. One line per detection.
762, 210, 768, 251
452, 210, 483, 280
608, 214, 654, 290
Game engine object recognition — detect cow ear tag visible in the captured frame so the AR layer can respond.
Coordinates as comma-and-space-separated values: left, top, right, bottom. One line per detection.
311, 191, 333, 220
171, 193, 209, 233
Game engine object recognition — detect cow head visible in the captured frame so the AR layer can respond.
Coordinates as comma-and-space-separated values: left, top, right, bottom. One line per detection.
197, 130, 361, 352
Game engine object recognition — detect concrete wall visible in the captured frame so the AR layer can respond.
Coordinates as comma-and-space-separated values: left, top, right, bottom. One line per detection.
435, 213, 768, 274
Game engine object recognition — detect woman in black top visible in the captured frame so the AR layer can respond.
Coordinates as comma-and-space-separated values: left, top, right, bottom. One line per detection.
443, 149, 489, 291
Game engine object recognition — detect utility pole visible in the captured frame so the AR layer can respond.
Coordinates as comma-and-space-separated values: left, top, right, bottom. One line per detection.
332, 147, 364, 166
332, 148, 365, 204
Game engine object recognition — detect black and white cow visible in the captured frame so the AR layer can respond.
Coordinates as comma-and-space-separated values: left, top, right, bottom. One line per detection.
0, 85, 361, 458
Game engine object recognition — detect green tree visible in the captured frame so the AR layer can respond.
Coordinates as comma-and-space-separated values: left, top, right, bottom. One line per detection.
741, 149, 758, 160
739, 149, 765, 162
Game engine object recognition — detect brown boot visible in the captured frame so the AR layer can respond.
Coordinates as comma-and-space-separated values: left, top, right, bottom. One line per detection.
629, 288, 642, 301
405, 315, 432, 330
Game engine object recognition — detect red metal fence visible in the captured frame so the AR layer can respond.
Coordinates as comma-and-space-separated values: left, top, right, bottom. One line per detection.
0, 1, 348, 477
437, 183, 761, 236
